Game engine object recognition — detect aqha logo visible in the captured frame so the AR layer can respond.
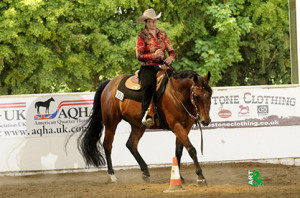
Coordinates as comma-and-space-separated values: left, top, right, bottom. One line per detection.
218, 107, 232, 118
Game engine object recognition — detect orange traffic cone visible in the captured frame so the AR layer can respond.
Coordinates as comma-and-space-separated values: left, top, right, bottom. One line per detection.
164, 157, 188, 193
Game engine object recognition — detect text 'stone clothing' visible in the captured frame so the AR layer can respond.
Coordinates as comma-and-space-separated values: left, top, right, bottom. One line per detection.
136, 28, 175, 116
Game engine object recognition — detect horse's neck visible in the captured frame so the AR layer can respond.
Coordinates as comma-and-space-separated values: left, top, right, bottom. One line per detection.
170, 78, 192, 102
165, 78, 196, 127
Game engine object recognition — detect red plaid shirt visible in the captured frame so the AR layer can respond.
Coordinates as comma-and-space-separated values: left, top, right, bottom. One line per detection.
136, 28, 175, 66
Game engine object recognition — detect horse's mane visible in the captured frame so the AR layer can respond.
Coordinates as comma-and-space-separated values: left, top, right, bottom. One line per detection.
172, 70, 212, 94
173, 70, 197, 79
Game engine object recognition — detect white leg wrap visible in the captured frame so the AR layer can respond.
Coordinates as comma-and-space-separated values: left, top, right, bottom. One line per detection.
108, 174, 118, 183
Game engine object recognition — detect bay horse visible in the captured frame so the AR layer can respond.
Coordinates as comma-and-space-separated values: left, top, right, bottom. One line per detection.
78, 70, 212, 185
35, 97, 55, 114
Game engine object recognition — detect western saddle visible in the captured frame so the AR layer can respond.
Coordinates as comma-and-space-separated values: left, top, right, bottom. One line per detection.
124, 66, 172, 127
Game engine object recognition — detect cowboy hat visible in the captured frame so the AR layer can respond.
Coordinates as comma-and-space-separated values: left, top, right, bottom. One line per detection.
137, 8, 161, 23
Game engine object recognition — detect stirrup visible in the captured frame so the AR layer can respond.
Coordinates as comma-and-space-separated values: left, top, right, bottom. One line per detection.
142, 112, 154, 127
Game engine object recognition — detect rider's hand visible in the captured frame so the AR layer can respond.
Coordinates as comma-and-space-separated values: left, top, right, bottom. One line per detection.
164, 56, 174, 65
154, 49, 164, 59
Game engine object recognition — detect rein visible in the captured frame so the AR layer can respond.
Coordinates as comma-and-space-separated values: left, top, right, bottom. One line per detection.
169, 79, 200, 120
164, 68, 204, 155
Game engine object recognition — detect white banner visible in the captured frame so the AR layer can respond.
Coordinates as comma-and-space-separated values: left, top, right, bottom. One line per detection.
202, 85, 300, 129
1, 86, 299, 139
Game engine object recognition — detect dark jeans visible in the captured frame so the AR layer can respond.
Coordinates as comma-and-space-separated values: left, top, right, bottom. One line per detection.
139, 66, 160, 116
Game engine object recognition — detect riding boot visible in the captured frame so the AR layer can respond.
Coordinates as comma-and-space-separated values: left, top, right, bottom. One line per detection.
142, 101, 154, 127
148, 99, 155, 121
142, 111, 153, 127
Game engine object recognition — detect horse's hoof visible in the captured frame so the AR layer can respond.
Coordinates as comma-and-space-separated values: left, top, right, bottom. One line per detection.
142, 174, 150, 182
181, 176, 186, 184
105, 174, 118, 184
197, 179, 207, 186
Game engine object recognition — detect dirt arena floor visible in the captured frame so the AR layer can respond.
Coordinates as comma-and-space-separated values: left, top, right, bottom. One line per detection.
1, 162, 300, 198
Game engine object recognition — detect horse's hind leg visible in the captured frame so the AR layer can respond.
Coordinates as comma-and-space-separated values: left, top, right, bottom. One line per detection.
103, 124, 118, 183
126, 125, 150, 181
175, 138, 185, 183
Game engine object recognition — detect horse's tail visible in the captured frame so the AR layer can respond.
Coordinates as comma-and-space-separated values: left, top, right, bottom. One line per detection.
78, 79, 110, 167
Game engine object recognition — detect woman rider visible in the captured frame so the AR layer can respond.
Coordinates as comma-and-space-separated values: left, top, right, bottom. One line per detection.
136, 8, 175, 127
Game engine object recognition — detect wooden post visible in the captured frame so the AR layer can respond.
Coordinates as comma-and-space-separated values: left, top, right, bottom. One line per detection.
289, 0, 299, 84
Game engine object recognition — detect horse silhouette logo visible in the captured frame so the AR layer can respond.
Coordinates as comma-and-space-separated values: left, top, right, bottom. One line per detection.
239, 105, 249, 115
35, 97, 55, 114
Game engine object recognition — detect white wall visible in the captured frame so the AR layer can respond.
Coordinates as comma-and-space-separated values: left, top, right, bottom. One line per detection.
1, 85, 300, 173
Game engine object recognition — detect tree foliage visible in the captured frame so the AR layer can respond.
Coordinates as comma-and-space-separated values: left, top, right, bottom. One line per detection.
0, 0, 290, 95
217, 0, 290, 86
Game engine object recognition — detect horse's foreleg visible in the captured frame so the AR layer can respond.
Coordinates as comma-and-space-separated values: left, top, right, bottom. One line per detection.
126, 125, 150, 181
186, 142, 207, 186
175, 138, 185, 183
174, 125, 207, 186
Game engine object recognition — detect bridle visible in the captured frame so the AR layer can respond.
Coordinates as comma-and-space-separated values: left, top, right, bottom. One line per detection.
166, 72, 202, 121
162, 64, 203, 120
190, 84, 202, 120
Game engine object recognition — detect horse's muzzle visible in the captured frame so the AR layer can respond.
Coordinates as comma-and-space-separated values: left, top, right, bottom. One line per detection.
201, 118, 211, 126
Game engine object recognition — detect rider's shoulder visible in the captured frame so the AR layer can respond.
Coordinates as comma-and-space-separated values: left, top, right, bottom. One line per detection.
138, 29, 150, 40
157, 29, 167, 38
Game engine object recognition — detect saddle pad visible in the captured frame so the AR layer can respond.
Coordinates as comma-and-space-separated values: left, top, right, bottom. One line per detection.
116, 74, 169, 103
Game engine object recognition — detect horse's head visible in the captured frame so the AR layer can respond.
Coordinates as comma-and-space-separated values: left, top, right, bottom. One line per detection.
50, 97, 55, 102
190, 72, 212, 126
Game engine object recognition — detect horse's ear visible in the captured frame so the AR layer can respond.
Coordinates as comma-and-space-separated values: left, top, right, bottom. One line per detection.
193, 74, 198, 83
204, 71, 211, 82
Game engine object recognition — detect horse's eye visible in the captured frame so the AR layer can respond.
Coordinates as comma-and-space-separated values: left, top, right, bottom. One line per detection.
195, 95, 200, 99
